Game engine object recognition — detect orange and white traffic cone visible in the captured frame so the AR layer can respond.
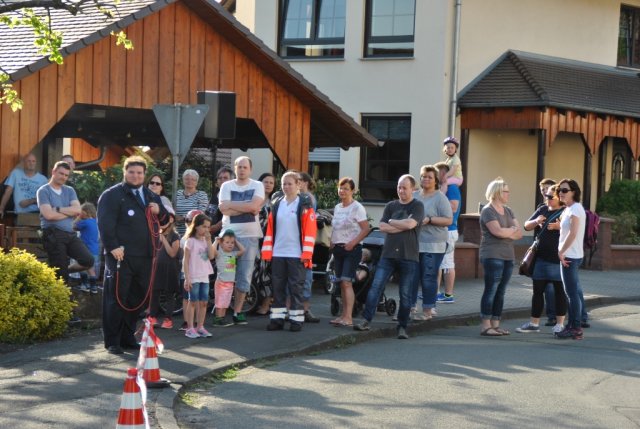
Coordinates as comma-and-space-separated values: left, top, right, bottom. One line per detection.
141, 329, 170, 388
116, 368, 148, 429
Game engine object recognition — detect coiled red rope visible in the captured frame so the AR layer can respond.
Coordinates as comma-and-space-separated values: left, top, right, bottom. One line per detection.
115, 206, 164, 312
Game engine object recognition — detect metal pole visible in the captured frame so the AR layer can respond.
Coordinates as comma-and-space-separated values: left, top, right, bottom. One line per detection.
448, 0, 462, 136
171, 105, 181, 208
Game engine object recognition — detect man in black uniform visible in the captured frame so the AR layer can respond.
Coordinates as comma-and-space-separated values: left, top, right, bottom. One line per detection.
97, 156, 168, 355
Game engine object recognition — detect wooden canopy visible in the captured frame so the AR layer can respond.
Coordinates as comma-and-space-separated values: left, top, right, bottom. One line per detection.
0, 0, 377, 178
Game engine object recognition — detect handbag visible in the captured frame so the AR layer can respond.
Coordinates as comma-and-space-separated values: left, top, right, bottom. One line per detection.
518, 209, 563, 277
518, 239, 538, 276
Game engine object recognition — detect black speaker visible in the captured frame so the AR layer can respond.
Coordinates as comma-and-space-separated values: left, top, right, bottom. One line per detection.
197, 91, 236, 140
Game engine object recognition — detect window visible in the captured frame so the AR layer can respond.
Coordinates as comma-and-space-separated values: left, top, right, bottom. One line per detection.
279, 0, 346, 59
359, 115, 411, 202
364, 0, 415, 58
618, 5, 640, 68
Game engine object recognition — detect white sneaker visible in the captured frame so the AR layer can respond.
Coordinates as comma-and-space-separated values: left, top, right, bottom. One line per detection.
552, 324, 565, 334
185, 328, 199, 339
515, 322, 540, 333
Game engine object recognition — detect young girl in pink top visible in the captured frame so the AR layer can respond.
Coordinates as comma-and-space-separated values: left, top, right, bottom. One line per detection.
183, 213, 215, 339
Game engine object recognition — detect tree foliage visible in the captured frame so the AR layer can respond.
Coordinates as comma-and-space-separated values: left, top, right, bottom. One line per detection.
0, 0, 133, 111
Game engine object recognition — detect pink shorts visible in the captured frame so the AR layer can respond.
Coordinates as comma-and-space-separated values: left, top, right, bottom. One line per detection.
214, 280, 234, 309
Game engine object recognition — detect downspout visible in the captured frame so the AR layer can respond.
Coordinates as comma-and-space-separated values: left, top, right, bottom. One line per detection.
76, 145, 107, 170
448, 0, 462, 136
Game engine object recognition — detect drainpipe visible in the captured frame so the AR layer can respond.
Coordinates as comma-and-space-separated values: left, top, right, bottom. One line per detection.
76, 145, 107, 170
448, 0, 462, 136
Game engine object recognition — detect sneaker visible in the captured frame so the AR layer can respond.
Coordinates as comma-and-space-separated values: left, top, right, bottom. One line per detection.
552, 324, 564, 334
555, 327, 583, 340
266, 320, 284, 331
392, 314, 398, 321
233, 313, 248, 325
197, 327, 212, 338
304, 310, 320, 323
581, 321, 591, 329
213, 317, 233, 327
78, 283, 91, 293
90, 285, 99, 295
179, 321, 188, 331
436, 293, 446, 301
290, 322, 303, 332
160, 318, 173, 329
515, 322, 540, 333
397, 327, 409, 339
185, 328, 199, 339
353, 320, 370, 331
440, 294, 455, 304
545, 318, 557, 327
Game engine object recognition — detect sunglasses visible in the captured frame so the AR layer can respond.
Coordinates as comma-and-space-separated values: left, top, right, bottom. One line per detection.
149, 181, 163, 186
545, 194, 555, 199
558, 188, 571, 193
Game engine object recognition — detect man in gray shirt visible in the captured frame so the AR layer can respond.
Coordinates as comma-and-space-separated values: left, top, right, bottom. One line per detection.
37, 161, 94, 284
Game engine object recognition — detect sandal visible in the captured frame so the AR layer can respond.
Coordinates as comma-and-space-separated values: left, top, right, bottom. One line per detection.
494, 327, 510, 336
334, 320, 353, 327
329, 318, 344, 325
480, 327, 503, 337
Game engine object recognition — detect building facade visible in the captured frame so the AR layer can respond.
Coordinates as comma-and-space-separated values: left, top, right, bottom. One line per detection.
231, 0, 640, 225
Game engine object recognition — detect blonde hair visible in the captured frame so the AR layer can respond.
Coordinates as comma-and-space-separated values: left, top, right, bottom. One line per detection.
80, 202, 97, 218
485, 177, 508, 202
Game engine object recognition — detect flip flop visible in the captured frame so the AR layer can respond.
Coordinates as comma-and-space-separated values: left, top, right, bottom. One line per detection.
494, 327, 510, 335
334, 320, 353, 327
480, 327, 503, 337
329, 318, 344, 325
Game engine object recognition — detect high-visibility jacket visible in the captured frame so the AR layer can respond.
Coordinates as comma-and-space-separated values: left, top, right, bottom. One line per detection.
261, 193, 317, 268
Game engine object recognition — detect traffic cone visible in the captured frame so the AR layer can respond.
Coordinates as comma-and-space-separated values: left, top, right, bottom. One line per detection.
142, 331, 170, 388
116, 368, 147, 429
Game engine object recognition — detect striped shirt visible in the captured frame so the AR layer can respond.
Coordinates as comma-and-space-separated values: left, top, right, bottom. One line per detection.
175, 189, 209, 236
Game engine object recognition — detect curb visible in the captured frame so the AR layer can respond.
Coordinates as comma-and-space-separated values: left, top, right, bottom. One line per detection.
155, 295, 640, 428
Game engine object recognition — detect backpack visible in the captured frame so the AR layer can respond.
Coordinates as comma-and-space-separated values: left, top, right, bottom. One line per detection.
583, 209, 600, 266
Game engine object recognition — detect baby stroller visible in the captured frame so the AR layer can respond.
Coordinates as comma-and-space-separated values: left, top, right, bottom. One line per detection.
329, 228, 397, 318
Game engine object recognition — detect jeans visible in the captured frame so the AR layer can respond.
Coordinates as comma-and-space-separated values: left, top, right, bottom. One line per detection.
413, 252, 446, 309
362, 257, 418, 329
560, 257, 583, 328
545, 283, 556, 319
480, 258, 514, 320
235, 237, 259, 293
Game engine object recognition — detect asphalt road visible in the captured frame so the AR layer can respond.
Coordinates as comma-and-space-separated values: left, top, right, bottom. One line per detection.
176, 302, 640, 429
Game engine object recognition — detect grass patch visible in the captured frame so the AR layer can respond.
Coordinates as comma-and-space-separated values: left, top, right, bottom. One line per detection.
178, 391, 199, 407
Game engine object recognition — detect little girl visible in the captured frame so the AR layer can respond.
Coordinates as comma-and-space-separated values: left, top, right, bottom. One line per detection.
149, 209, 181, 329
210, 229, 245, 327
442, 136, 463, 189
74, 202, 100, 294
183, 213, 215, 339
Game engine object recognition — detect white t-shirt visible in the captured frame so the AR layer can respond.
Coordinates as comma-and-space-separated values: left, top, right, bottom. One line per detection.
331, 201, 367, 244
219, 179, 265, 238
272, 197, 301, 258
558, 202, 586, 259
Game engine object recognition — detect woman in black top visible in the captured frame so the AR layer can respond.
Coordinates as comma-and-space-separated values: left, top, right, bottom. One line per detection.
516, 185, 567, 334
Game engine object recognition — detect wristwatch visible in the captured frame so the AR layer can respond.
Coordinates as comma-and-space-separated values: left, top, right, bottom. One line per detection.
56, 207, 60, 213
428, 216, 432, 224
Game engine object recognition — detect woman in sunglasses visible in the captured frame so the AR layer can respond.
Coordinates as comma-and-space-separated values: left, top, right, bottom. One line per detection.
517, 184, 567, 334
147, 174, 173, 213
555, 179, 587, 340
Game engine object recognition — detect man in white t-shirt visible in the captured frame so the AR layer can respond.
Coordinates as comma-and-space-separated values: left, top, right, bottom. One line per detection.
219, 156, 264, 325
0, 153, 48, 217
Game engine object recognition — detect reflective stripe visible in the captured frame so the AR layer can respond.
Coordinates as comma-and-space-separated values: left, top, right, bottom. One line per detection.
304, 236, 315, 243
271, 307, 287, 314
264, 235, 272, 241
302, 246, 314, 253
289, 310, 304, 316
262, 245, 273, 251
271, 313, 286, 320
290, 315, 305, 323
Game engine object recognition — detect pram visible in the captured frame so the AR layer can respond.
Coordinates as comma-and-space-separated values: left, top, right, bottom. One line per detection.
329, 228, 397, 317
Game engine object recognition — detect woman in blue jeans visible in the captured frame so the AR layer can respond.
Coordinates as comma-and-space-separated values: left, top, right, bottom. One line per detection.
555, 178, 587, 340
412, 165, 452, 320
479, 177, 522, 336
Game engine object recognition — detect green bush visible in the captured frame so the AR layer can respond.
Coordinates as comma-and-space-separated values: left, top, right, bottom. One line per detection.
0, 249, 75, 343
315, 179, 363, 210
596, 180, 640, 244
603, 212, 640, 245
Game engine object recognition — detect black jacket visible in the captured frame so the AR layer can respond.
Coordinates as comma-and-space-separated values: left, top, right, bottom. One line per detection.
97, 183, 168, 257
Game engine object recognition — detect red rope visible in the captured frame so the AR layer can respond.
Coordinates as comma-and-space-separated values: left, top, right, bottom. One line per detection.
115, 206, 163, 312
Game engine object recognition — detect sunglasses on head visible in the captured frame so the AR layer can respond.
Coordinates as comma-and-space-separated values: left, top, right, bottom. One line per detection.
149, 181, 163, 186
558, 188, 571, 193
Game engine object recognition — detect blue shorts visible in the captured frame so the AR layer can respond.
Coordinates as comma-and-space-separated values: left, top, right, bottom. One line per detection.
332, 244, 362, 283
185, 282, 210, 302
